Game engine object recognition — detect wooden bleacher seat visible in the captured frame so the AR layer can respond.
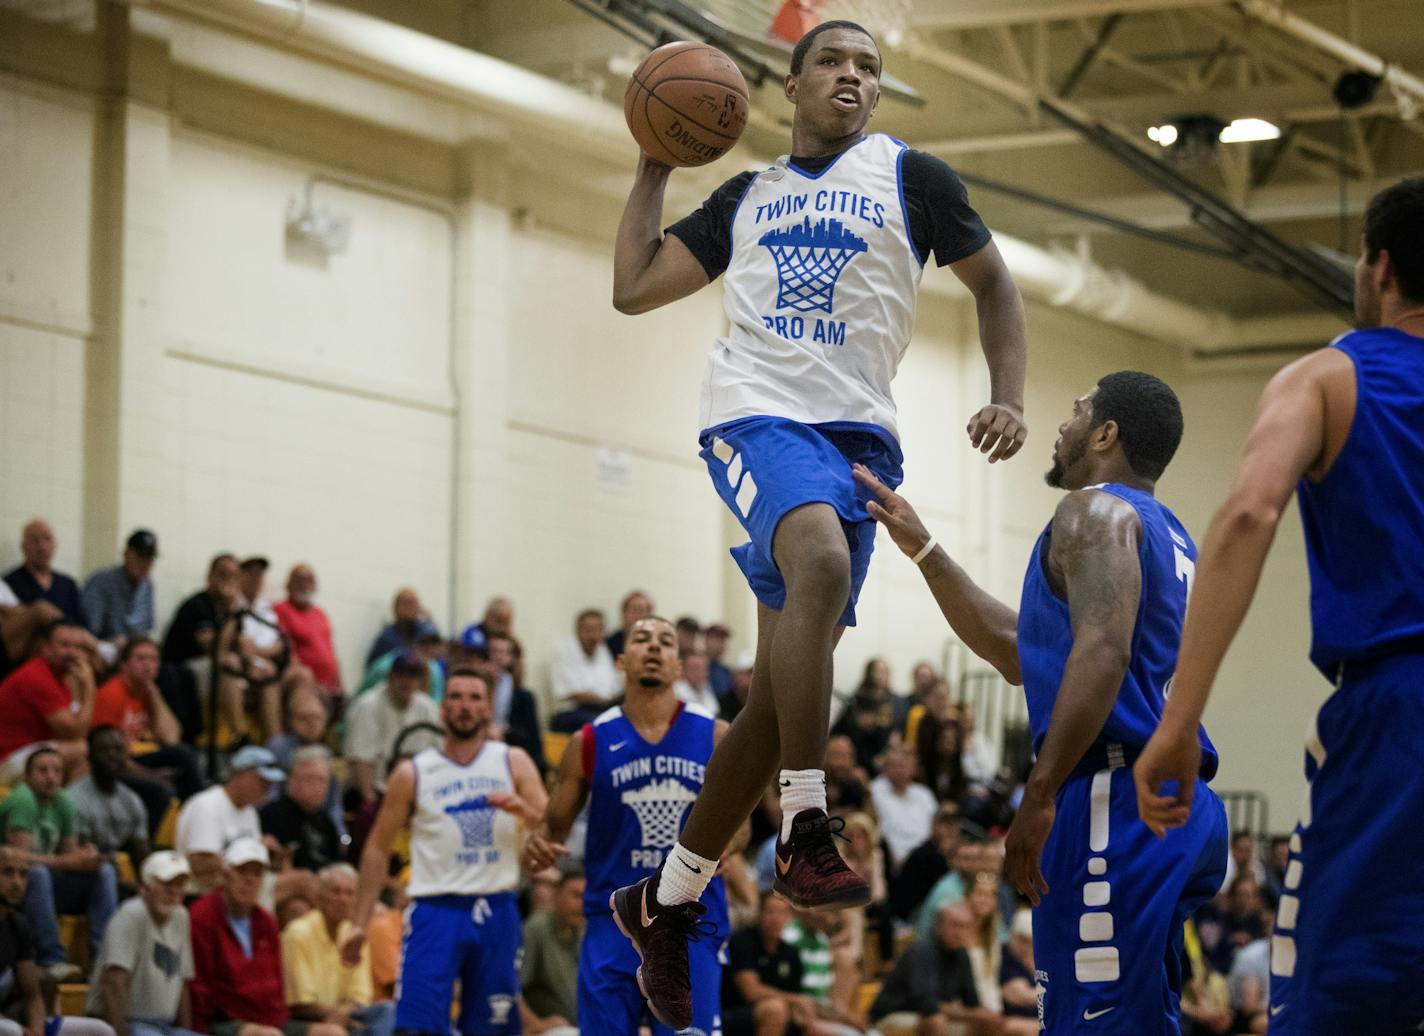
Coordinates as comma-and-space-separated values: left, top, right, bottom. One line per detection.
154, 799, 180, 848
58, 984, 88, 1015
542, 731, 570, 768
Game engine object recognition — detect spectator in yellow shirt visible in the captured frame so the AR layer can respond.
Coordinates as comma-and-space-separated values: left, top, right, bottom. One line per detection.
281, 864, 395, 1036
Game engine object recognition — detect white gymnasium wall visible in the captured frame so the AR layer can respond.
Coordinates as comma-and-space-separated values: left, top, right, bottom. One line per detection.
151, 130, 457, 686
491, 217, 731, 688
0, 76, 92, 576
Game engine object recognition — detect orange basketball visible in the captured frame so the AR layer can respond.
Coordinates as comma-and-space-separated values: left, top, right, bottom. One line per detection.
624, 41, 750, 168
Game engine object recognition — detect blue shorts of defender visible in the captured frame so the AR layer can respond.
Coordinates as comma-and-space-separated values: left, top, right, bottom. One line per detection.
397, 893, 521, 1035
1034, 750, 1226, 1035
578, 912, 725, 1036
1267, 651, 1424, 1036
699, 417, 904, 628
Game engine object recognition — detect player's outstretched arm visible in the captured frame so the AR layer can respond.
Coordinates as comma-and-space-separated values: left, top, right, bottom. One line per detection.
612, 156, 711, 315
522, 731, 590, 872
854, 464, 1020, 682
1006, 489, 1141, 903
1136, 349, 1346, 834
342, 759, 415, 965
951, 241, 1028, 463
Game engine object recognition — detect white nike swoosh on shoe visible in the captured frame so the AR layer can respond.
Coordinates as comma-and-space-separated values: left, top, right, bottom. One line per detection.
640, 884, 659, 928
1083, 1007, 1115, 1020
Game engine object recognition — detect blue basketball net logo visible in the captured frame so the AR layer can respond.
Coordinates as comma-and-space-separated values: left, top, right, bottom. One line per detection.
758, 216, 868, 314
444, 796, 496, 850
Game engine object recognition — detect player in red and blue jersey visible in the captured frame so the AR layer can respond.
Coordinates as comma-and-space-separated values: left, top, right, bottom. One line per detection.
858, 370, 1227, 1034
1137, 179, 1424, 1034
523, 618, 730, 1036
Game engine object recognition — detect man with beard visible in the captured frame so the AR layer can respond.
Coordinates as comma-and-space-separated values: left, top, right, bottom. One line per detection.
855, 371, 1227, 1035
523, 617, 729, 1036
341, 670, 546, 1036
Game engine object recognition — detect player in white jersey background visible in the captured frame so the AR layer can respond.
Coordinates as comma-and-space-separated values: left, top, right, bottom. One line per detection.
608, 20, 1030, 1029
341, 670, 547, 1036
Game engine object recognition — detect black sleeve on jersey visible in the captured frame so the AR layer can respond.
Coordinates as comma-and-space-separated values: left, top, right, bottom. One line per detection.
664, 170, 758, 282
900, 149, 993, 267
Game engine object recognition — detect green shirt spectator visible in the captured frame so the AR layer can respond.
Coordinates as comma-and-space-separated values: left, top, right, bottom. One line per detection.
782, 917, 834, 1006
0, 782, 77, 855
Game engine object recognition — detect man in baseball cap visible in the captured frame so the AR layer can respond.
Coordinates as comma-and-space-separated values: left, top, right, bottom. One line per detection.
89, 850, 198, 1034
190, 837, 343, 1036
81, 528, 159, 657
175, 747, 285, 895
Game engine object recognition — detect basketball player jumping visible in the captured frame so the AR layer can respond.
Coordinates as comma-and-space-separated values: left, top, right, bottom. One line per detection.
1136, 179, 1424, 1035
858, 372, 1228, 1034
341, 671, 547, 1036
610, 21, 1028, 1028
524, 617, 729, 1035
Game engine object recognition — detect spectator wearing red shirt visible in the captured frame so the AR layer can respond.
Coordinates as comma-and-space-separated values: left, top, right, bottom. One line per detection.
273, 565, 342, 700
189, 837, 344, 1036
0, 619, 93, 781
92, 636, 201, 803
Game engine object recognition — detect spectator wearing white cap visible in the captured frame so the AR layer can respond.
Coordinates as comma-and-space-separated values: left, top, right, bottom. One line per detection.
189, 839, 344, 1036
174, 747, 284, 896
88, 851, 200, 1036
171, 760, 302, 917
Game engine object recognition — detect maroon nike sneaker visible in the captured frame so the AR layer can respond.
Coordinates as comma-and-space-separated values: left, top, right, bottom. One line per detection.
609, 869, 713, 1031
773, 808, 872, 909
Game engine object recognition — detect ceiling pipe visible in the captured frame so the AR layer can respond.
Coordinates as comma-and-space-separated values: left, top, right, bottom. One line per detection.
124, 0, 1341, 353
1238, 0, 1424, 115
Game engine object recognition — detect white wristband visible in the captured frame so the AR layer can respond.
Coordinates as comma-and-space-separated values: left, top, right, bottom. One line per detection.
911, 536, 938, 565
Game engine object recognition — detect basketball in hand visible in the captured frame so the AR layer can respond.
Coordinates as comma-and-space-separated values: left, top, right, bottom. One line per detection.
624, 41, 750, 167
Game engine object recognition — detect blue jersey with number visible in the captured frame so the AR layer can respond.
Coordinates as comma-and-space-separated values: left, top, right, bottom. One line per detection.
1017, 483, 1219, 777
581, 703, 728, 937
1297, 328, 1424, 677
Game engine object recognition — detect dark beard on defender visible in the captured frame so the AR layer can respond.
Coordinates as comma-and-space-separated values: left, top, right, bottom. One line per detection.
1046, 437, 1088, 488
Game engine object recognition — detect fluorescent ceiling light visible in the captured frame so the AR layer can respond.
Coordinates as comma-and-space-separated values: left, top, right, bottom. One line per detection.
1218, 118, 1281, 143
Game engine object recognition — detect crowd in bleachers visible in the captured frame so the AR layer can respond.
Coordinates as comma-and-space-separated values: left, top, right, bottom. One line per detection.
0, 517, 1278, 1036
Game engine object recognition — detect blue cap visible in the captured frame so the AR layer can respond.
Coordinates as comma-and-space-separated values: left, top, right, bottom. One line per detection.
230, 745, 285, 783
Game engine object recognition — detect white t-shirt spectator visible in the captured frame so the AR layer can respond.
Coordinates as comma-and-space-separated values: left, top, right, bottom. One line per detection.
549, 636, 621, 707
241, 596, 283, 653
175, 784, 260, 859
870, 775, 939, 868
343, 688, 442, 789
86, 896, 194, 1022
674, 679, 720, 717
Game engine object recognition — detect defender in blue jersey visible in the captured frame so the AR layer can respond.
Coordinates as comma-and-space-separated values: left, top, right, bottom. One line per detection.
857, 371, 1227, 1035
1138, 179, 1424, 1035
523, 618, 730, 1036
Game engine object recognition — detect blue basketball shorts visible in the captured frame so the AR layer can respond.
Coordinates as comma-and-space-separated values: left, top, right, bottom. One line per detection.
577, 912, 725, 1036
1033, 752, 1226, 1035
396, 893, 522, 1035
1266, 651, 1424, 1035
699, 417, 904, 628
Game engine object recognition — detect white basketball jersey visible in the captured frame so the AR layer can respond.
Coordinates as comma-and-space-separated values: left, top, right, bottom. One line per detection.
702, 133, 924, 439
407, 742, 520, 898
